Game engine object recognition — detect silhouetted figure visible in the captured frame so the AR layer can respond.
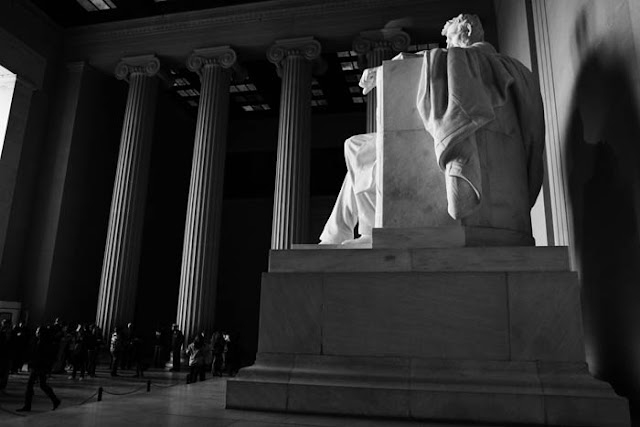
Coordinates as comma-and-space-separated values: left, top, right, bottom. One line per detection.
0, 319, 11, 389
69, 324, 87, 380
16, 326, 60, 412
152, 326, 165, 369
169, 324, 184, 372
110, 326, 123, 377
121, 322, 135, 370
211, 331, 225, 377
85, 324, 101, 378
10, 321, 28, 373
131, 334, 145, 378
51, 323, 69, 374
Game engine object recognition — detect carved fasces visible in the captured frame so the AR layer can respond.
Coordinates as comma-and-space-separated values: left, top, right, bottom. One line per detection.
267, 37, 322, 76
115, 54, 161, 82
187, 46, 244, 80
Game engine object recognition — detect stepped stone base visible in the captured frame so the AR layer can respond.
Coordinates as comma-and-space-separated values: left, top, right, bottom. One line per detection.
227, 247, 630, 426
227, 356, 629, 426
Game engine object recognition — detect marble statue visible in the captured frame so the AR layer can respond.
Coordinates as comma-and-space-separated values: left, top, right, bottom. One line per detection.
319, 14, 545, 245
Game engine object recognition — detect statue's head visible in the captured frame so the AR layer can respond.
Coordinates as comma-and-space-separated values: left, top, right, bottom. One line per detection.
441, 14, 485, 48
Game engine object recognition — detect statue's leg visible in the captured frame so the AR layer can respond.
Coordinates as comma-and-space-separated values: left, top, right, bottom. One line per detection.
319, 174, 358, 244
319, 133, 377, 244
354, 186, 376, 238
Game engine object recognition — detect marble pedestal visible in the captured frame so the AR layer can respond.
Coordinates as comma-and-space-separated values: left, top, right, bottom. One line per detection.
227, 246, 630, 426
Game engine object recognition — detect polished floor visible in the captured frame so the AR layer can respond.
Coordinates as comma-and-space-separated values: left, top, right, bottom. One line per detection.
0, 366, 488, 426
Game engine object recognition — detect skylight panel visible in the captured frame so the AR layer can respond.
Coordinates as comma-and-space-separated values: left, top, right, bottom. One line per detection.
76, 0, 116, 12
173, 78, 190, 87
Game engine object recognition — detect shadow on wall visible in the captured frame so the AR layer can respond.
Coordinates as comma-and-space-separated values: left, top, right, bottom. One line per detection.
565, 8, 640, 420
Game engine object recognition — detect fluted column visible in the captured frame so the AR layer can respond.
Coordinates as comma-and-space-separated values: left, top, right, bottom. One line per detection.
96, 55, 160, 336
353, 28, 410, 133
268, 37, 321, 249
176, 47, 237, 343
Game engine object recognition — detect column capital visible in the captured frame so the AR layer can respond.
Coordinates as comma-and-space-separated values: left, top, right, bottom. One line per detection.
115, 54, 161, 82
267, 37, 322, 67
187, 46, 244, 80
352, 27, 411, 55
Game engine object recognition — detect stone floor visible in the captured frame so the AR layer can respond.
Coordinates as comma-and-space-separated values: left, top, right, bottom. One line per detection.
0, 366, 494, 426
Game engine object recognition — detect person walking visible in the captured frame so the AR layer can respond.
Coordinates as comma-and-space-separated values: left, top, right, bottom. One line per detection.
16, 326, 61, 412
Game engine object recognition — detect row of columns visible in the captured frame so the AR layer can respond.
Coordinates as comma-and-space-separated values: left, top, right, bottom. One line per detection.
95, 30, 410, 341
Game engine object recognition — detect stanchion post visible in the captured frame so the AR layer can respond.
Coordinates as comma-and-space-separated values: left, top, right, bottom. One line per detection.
97, 387, 103, 402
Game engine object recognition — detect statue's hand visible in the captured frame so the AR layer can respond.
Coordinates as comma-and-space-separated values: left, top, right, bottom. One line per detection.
359, 66, 379, 95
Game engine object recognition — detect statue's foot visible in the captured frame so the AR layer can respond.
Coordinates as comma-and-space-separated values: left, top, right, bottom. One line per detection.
341, 235, 372, 245
319, 239, 340, 245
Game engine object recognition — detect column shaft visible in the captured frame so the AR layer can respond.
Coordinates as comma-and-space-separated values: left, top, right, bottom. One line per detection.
176, 62, 231, 342
271, 56, 313, 249
96, 69, 158, 335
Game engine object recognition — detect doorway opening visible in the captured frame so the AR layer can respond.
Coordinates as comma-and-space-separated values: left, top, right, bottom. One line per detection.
0, 65, 17, 158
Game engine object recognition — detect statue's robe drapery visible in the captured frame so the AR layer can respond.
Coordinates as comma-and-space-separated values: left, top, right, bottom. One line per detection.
416, 42, 545, 219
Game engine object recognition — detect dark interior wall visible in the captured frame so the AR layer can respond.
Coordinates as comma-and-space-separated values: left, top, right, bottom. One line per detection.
0, 90, 48, 301
43, 67, 126, 323
135, 92, 196, 335
497, 0, 640, 419
0, 3, 61, 312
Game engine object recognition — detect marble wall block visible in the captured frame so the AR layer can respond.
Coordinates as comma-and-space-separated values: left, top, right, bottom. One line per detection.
321, 272, 510, 360
257, 273, 323, 354
507, 272, 585, 361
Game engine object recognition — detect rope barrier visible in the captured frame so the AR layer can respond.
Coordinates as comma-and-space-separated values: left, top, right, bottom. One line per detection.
0, 376, 182, 412
148, 382, 176, 388
78, 390, 99, 406
101, 385, 147, 396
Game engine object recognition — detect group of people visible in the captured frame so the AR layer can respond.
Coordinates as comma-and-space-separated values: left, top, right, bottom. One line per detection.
108, 323, 236, 383
0, 317, 238, 411
0, 318, 103, 387
184, 330, 233, 384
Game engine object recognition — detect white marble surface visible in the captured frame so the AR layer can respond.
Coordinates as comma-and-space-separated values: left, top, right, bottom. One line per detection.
269, 246, 570, 273
376, 55, 535, 244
